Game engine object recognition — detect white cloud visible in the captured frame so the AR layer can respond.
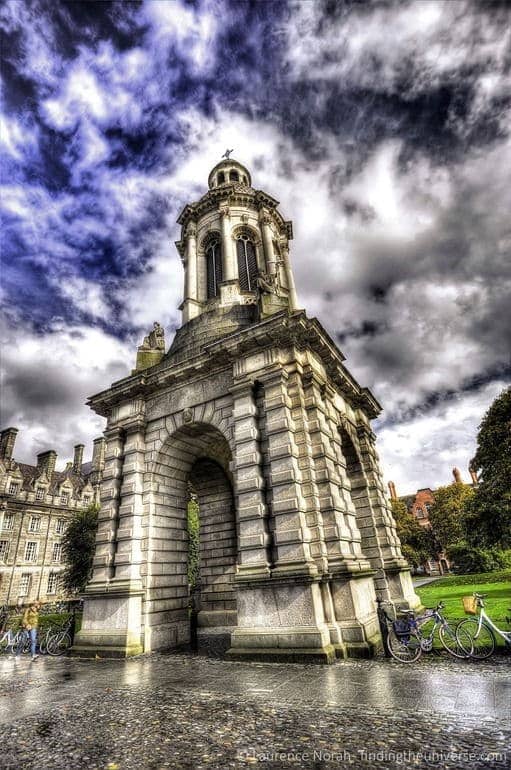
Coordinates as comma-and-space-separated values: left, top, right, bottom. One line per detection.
376, 379, 507, 494
0, 318, 131, 468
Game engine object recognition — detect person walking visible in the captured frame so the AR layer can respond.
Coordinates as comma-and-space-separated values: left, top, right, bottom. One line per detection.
17, 601, 40, 661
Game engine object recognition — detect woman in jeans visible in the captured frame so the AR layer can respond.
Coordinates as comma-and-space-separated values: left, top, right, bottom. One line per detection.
17, 601, 40, 661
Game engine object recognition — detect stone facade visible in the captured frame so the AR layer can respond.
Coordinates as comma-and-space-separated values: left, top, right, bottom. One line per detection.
74, 158, 419, 662
0, 428, 105, 605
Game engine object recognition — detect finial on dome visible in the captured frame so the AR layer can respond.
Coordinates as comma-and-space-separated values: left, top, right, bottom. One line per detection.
222, 148, 234, 159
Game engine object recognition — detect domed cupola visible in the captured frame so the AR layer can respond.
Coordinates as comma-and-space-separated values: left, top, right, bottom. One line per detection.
208, 158, 251, 189
175, 156, 299, 330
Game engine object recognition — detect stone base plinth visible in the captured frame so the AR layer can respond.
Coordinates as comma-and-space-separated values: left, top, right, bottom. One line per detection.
72, 585, 144, 658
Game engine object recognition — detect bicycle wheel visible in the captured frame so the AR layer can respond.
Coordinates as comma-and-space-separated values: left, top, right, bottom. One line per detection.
386, 628, 422, 663
456, 618, 495, 659
48, 632, 72, 656
439, 623, 472, 658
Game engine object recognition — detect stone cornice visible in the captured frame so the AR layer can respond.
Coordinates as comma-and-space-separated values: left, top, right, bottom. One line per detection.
87, 312, 382, 420
176, 187, 292, 239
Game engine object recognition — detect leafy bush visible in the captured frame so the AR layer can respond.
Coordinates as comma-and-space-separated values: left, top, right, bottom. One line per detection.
61, 504, 99, 594
187, 499, 200, 589
447, 542, 511, 574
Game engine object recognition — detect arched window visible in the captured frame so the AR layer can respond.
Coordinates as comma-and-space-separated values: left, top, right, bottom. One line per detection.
217, 171, 225, 185
229, 170, 239, 182
236, 235, 258, 292
206, 238, 223, 298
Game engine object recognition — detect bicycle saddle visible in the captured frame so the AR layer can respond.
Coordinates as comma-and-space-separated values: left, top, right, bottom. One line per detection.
474, 593, 488, 598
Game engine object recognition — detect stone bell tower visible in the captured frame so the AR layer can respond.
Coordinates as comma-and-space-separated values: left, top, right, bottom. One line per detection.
74, 156, 419, 662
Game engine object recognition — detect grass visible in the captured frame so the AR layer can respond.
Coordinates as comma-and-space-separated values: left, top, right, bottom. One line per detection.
416, 570, 511, 630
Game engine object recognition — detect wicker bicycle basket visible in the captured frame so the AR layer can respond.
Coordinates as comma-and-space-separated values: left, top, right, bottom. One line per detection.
462, 596, 477, 615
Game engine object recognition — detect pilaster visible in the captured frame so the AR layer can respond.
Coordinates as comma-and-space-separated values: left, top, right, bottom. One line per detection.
220, 205, 236, 281
259, 368, 318, 578
87, 426, 124, 587
110, 419, 146, 593
231, 381, 271, 579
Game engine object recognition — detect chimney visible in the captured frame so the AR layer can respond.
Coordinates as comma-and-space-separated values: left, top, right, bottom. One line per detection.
37, 450, 57, 481
73, 444, 84, 474
388, 481, 397, 500
92, 437, 106, 472
452, 467, 462, 484
0, 427, 18, 461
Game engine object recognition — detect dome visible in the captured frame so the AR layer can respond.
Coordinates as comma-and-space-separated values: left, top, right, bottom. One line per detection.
208, 158, 251, 190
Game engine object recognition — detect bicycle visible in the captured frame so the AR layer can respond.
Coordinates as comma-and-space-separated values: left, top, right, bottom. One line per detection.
382, 601, 473, 663
47, 616, 74, 656
0, 627, 25, 655
456, 592, 511, 659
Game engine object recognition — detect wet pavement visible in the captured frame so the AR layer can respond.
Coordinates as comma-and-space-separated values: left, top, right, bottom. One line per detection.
0, 651, 509, 769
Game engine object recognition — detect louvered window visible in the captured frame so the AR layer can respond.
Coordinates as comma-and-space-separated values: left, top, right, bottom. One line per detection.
206, 240, 222, 298
236, 236, 258, 292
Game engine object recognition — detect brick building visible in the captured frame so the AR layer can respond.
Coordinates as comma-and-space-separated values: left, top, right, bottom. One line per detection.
0, 428, 105, 606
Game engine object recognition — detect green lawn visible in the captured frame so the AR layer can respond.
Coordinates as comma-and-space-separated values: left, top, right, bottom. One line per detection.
416, 570, 511, 625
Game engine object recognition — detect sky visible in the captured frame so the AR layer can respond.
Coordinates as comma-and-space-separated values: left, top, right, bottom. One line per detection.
1, 0, 510, 494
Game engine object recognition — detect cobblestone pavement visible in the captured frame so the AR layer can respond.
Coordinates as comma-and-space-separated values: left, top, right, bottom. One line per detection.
0, 651, 509, 770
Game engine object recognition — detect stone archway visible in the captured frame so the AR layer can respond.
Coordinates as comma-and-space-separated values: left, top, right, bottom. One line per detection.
143, 422, 238, 654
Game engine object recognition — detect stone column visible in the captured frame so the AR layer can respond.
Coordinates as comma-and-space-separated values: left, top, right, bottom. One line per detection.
220, 206, 235, 281
111, 419, 146, 591
281, 244, 299, 310
74, 422, 146, 657
285, 367, 329, 575
301, 369, 370, 574
87, 426, 124, 586
231, 382, 271, 579
183, 223, 200, 322
355, 423, 420, 607
259, 211, 276, 276
259, 368, 317, 577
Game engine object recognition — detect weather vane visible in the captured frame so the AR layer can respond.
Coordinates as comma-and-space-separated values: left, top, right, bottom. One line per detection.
222, 148, 234, 159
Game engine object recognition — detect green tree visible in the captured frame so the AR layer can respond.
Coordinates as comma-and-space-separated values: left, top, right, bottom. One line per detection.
465, 387, 511, 548
187, 498, 200, 589
391, 499, 435, 569
428, 483, 474, 552
61, 504, 99, 594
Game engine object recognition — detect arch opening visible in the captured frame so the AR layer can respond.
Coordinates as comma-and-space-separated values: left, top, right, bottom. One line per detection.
145, 423, 237, 655
339, 427, 379, 568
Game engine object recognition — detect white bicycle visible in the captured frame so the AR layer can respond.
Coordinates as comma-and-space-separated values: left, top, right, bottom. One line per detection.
456, 592, 511, 659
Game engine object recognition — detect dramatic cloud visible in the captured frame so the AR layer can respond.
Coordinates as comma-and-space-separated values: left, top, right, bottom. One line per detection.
1, 0, 510, 490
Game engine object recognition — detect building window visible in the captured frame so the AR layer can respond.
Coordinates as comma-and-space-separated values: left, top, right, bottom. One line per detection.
82, 495, 91, 505
206, 238, 223, 299
425, 503, 432, 513
236, 235, 258, 292
0, 540, 9, 562
47, 573, 59, 595
24, 541, 38, 562
415, 507, 425, 519
55, 519, 66, 534
19, 573, 31, 596
36, 487, 45, 500
8, 482, 20, 495
60, 492, 69, 505
1, 513, 14, 531
28, 516, 41, 533
229, 170, 239, 182
52, 542, 62, 562
217, 171, 225, 184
